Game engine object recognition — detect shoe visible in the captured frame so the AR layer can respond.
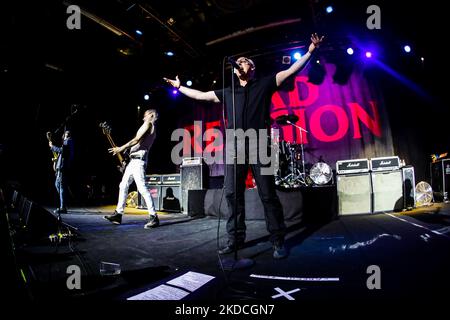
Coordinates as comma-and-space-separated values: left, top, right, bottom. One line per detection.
53, 208, 68, 214
273, 243, 288, 259
144, 214, 159, 229
218, 242, 243, 255
104, 211, 122, 225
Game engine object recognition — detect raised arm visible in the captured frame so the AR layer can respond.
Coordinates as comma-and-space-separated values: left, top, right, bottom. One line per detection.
275, 33, 325, 87
109, 121, 151, 155
163, 76, 220, 103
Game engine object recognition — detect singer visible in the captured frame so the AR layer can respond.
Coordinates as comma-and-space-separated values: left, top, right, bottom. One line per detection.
164, 33, 324, 259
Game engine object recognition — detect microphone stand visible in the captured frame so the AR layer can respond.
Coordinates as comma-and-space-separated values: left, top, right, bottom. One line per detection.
286, 120, 308, 184
221, 60, 254, 270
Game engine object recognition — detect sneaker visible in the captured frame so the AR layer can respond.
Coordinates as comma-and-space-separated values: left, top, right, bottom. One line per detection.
104, 211, 122, 225
218, 242, 244, 255
273, 243, 288, 259
144, 214, 159, 229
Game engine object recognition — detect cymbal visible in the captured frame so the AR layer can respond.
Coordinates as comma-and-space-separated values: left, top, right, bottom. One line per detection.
275, 114, 299, 124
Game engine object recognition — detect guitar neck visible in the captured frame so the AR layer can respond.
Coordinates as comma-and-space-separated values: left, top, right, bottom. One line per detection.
106, 134, 124, 162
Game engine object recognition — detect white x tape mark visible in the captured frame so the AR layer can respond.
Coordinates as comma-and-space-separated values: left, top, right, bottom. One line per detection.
271, 287, 301, 300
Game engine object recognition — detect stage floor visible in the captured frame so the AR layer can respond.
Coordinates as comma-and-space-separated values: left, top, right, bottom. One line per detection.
13, 203, 450, 303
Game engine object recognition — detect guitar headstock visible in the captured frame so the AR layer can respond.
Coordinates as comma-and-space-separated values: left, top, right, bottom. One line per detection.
99, 122, 112, 135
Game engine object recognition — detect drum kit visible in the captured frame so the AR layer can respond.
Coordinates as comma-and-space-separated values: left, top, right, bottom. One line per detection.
272, 114, 333, 188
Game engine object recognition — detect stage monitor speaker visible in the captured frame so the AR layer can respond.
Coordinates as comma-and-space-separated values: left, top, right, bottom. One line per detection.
431, 159, 450, 202
160, 185, 181, 212
337, 172, 372, 215
138, 185, 161, 211
402, 166, 416, 209
180, 159, 208, 213
371, 169, 403, 212
24, 201, 58, 236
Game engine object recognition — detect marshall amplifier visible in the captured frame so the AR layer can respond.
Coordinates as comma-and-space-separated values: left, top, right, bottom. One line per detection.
336, 159, 370, 174
160, 174, 181, 213
146, 175, 162, 185
370, 156, 400, 172
161, 174, 181, 185
371, 169, 403, 212
337, 172, 372, 215
138, 175, 162, 210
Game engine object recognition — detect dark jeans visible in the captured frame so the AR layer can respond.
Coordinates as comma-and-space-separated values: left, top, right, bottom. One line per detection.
55, 170, 68, 209
225, 163, 286, 245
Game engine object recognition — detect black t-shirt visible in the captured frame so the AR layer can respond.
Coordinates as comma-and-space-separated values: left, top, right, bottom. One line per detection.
214, 74, 277, 130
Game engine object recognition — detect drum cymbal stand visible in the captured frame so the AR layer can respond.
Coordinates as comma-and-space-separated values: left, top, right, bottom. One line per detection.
287, 120, 308, 185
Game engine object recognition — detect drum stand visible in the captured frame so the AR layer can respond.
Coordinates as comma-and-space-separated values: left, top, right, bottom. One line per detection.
286, 120, 309, 187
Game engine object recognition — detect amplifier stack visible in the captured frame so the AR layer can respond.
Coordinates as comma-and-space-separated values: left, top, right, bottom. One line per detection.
138, 174, 182, 213
336, 156, 412, 215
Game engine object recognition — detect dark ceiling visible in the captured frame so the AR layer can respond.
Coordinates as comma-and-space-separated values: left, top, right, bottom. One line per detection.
5, 0, 442, 92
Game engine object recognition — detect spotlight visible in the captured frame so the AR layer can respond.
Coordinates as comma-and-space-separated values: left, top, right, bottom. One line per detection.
186, 80, 193, 87
144, 94, 149, 100
346, 47, 354, 55
420, 57, 425, 61
135, 30, 143, 35
165, 51, 174, 56
293, 52, 302, 60
172, 89, 178, 95
403, 45, 411, 53
326, 6, 333, 13
365, 51, 372, 58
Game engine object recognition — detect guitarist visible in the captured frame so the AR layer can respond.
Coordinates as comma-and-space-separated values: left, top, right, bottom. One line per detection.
104, 109, 159, 228
48, 130, 74, 214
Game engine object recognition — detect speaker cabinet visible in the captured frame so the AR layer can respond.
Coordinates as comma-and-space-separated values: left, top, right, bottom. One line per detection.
138, 184, 161, 211
180, 163, 208, 213
431, 159, 450, 202
187, 189, 207, 217
371, 169, 403, 212
402, 166, 416, 209
160, 185, 181, 212
337, 173, 372, 215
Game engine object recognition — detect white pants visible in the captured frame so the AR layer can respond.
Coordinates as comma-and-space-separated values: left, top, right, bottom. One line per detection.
116, 159, 156, 215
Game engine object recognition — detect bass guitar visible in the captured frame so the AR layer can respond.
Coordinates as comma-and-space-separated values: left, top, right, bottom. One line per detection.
99, 122, 127, 174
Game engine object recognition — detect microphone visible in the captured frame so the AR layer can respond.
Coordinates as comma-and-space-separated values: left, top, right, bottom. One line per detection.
227, 57, 242, 71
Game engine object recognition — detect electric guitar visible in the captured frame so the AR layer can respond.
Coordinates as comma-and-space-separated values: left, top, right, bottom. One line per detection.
99, 122, 127, 174
46, 132, 58, 172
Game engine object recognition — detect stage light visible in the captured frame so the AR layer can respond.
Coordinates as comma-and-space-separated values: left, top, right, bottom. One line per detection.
144, 94, 149, 100
172, 89, 178, 95
165, 51, 174, 56
186, 80, 193, 87
365, 51, 372, 58
403, 45, 411, 53
293, 52, 302, 60
420, 57, 425, 61
135, 29, 143, 35
326, 6, 333, 13
347, 47, 354, 55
